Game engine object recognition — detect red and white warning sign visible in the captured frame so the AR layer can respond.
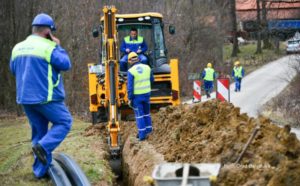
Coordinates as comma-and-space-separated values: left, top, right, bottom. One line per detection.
217, 78, 230, 102
193, 80, 201, 102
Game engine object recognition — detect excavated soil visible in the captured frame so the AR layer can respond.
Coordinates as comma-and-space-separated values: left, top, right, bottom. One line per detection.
87, 100, 300, 186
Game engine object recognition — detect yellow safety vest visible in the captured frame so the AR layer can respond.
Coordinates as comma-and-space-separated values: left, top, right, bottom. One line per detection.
124, 35, 144, 44
128, 64, 151, 95
204, 68, 215, 81
11, 35, 59, 102
234, 67, 243, 78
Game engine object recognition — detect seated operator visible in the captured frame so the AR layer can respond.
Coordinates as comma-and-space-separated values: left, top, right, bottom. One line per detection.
120, 27, 148, 71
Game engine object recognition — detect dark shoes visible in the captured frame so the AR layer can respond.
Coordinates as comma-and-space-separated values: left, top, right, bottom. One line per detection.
32, 144, 48, 165
136, 133, 148, 141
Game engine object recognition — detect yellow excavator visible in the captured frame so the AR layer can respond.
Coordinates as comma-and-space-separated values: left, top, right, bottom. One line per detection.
88, 6, 180, 175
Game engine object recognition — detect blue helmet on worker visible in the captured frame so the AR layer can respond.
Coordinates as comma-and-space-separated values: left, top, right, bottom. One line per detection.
32, 13, 56, 31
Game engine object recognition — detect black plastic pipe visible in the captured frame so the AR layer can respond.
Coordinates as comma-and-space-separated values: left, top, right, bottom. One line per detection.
53, 153, 91, 186
48, 159, 72, 186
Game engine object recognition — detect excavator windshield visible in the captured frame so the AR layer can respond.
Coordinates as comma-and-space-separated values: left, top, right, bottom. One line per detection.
117, 17, 168, 70
99, 13, 170, 73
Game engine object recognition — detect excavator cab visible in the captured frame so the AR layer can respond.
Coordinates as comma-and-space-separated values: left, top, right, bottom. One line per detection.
88, 12, 180, 124
117, 13, 169, 73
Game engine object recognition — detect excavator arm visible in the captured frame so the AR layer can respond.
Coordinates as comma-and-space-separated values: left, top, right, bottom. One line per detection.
102, 6, 122, 176
88, 5, 182, 177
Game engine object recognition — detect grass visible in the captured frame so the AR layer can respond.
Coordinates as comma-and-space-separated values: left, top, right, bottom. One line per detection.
223, 42, 286, 75
261, 74, 300, 127
0, 117, 113, 186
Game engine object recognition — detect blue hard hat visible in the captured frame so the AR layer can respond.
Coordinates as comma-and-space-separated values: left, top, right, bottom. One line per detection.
32, 13, 56, 31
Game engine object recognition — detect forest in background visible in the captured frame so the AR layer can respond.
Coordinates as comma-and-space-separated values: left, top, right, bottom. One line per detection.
0, 0, 230, 114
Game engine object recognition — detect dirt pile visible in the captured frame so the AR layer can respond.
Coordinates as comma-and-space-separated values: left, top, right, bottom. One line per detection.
145, 100, 300, 186
86, 100, 300, 185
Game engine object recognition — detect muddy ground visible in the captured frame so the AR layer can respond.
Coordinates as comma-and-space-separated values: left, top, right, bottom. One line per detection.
85, 100, 300, 186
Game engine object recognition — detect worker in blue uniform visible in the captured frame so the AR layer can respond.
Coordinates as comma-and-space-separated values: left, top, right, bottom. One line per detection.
232, 61, 245, 92
9, 13, 72, 178
127, 52, 154, 141
120, 27, 148, 71
202, 63, 216, 98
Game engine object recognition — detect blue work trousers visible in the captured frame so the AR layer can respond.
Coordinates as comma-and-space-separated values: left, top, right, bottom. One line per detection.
204, 80, 214, 97
204, 80, 213, 95
234, 77, 242, 91
23, 101, 72, 178
120, 54, 148, 71
132, 94, 152, 140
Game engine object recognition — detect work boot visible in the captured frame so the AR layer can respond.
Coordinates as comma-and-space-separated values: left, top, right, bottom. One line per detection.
136, 133, 148, 141
32, 144, 48, 165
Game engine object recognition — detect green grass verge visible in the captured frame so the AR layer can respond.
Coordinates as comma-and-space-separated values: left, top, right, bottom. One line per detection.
0, 117, 113, 185
223, 42, 285, 74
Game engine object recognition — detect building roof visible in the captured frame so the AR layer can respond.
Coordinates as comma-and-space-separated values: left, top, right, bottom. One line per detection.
237, 9, 300, 21
236, 0, 300, 21
237, 0, 300, 11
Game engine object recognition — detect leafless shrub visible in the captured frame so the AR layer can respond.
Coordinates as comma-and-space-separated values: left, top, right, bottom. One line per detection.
1, 0, 230, 113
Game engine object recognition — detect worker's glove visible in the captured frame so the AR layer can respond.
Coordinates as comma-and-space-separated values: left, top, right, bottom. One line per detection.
126, 48, 130, 53
128, 100, 132, 107
137, 49, 142, 54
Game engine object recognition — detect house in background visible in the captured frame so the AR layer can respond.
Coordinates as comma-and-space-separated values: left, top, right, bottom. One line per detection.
236, 0, 300, 40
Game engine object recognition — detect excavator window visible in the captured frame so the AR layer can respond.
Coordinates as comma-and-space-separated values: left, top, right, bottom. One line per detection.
118, 24, 153, 67
99, 17, 170, 74
116, 18, 168, 72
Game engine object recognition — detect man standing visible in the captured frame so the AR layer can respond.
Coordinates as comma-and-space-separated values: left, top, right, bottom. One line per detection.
202, 63, 216, 98
232, 61, 245, 92
120, 28, 148, 71
127, 52, 154, 141
9, 13, 72, 178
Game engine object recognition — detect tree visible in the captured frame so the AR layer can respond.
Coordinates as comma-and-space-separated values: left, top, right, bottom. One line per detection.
256, 0, 262, 54
214, 0, 230, 66
230, 0, 239, 57
262, 0, 272, 49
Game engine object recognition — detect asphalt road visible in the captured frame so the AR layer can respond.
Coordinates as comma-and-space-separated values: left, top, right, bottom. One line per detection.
230, 55, 298, 117
185, 55, 300, 137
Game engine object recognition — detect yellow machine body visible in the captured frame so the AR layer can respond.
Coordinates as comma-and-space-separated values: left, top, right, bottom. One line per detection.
88, 10, 180, 124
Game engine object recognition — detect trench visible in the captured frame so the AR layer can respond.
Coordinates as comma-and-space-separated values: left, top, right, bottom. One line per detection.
122, 135, 165, 186
111, 130, 165, 186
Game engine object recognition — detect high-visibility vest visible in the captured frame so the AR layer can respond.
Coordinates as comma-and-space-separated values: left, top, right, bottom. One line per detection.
128, 64, 151, 95
204, 68, 215, 81
234, 66, 243, 78
124, 35, 144, 44
11, 35, 59, 102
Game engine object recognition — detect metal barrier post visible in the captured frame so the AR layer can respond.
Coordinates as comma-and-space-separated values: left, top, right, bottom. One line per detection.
217, 78, 230, 102
193, 80, 201, 103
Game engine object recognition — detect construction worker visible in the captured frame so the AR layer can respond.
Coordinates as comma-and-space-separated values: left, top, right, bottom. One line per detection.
232, 61, 245, 92
201, 63, 216, 98
9, 13, 72, 178
120, 27, 148, 71
127, 52, 154, 141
